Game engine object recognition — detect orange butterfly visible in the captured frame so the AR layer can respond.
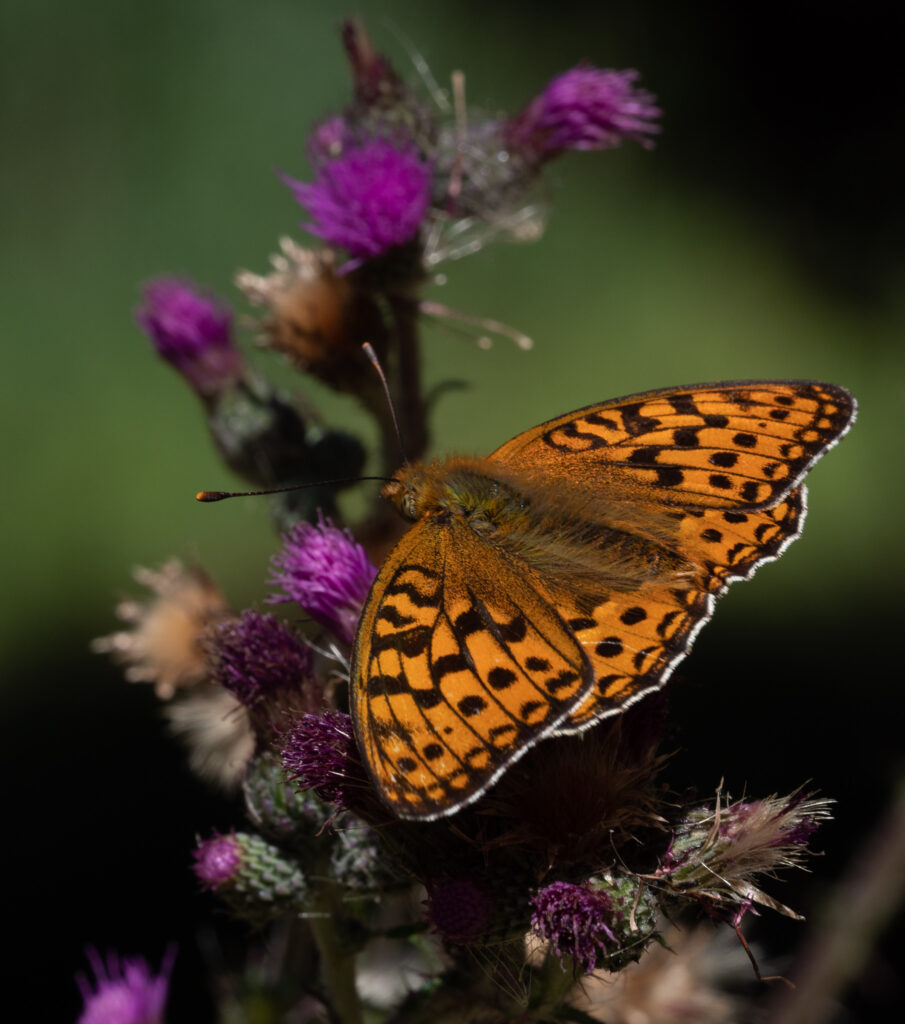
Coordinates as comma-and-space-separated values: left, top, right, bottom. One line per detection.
350, 381, 855, 820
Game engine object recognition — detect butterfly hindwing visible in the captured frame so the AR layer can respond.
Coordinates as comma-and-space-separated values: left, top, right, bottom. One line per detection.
555, 489, 807, 732
352, 520, 595, 819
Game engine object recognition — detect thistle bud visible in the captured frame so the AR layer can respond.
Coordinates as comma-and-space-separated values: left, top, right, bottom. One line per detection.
583, 872, 659, 972
193, 832, 308, 924
331, 823, 400, 894
135, 277, 243, 397
340, 19, 435, 147
203, 374, 366, 526
243, 751, 333, 846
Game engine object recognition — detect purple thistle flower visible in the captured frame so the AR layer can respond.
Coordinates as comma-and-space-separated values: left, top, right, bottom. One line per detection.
135, 278, 243, 396
427, 878, 495, 945
508, 66, 661, 160
192, 832, 242, 890
268, 513, 377, 645
285, 139, 431, 259
531, 881, 616, 974
208, 611, 314, 708
76, 948, 174, 1024
281, 711, 358, 805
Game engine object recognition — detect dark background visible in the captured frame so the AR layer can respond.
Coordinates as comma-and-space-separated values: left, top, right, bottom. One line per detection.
2, 1, 903, 1018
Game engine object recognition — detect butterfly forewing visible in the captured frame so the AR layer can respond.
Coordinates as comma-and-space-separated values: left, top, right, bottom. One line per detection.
489, 381, 854, 512
352, 520, 595, 819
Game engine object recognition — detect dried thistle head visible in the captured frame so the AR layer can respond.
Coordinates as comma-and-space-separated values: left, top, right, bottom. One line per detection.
236, 238, 391, 393
654, 787, 833, 922
480, 698, 669, 864
164, 684, 254, 791
93, 561, 231, 700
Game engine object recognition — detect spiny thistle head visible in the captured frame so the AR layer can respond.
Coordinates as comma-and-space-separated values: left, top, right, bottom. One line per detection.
268, 513, 376, 645
280, 711, 362, 807
531, 881, 618, 975
193, 831, 308, 924
76, 947, 174, 1024
135, 277, 243, 396
339, 19, 435, 146
208, 611, 313, 706
507, 65, 661, 160
656, 790, 832, 921
582, 872, 660, 972
207, 610, 320, 742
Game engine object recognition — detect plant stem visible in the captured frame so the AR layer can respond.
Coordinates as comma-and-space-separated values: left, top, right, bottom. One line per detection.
308, 886, 363, 1024
388, 293, 428, 462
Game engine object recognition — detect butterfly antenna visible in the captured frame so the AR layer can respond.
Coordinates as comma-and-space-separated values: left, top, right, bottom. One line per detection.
362, 341, 408, 464
196, 477, 391, 503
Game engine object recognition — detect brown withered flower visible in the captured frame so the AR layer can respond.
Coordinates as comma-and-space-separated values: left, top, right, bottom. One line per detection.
93, 560, 232, 700
236, 238, 388, 394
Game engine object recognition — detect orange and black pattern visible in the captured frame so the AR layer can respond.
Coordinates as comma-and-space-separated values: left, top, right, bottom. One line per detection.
352, 381, 855, 819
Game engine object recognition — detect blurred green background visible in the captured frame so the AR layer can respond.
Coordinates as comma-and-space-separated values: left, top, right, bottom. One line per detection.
3, 0, 903, 1018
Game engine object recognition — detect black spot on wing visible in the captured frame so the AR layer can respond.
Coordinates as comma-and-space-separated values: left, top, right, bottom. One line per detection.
458, 695, 486, 717
488, 667, 517, 690
620, 606, 647, 625
672, 427, 700, 447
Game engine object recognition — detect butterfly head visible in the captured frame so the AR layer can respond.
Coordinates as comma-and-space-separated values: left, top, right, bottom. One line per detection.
381, 464, 430, 521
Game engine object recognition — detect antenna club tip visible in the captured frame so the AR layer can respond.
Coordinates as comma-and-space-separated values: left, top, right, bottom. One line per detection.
196, 491, 225, 502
